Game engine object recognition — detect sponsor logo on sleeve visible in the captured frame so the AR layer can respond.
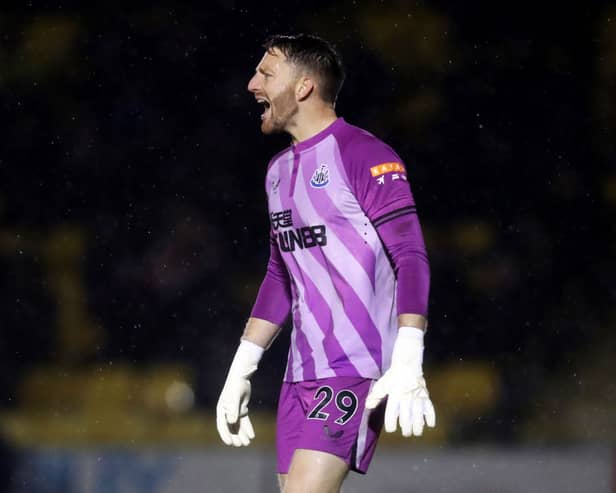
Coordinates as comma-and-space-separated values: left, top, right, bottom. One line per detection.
370, 162, 407, 185
370, 162, 405, 177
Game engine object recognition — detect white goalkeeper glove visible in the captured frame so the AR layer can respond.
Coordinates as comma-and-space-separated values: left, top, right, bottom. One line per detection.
216, 339, 264, 447
365, 326, 436, 436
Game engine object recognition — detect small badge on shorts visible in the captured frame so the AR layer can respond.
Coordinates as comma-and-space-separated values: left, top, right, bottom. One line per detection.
310, 164, 330, 188
323, 425, 344, 440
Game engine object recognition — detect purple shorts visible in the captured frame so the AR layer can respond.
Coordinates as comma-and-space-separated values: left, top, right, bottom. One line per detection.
276, 376, 385, 475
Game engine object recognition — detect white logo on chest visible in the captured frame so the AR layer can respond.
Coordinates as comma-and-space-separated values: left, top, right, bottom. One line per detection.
310, 164, 330, 188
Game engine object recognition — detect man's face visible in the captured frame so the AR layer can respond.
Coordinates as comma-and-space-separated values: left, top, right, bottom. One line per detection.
247, 48, 299, 135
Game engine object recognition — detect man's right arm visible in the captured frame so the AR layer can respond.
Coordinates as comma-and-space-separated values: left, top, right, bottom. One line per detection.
249, 234, 292, 333
216, 235, 291, 447
241, 317, 281, 349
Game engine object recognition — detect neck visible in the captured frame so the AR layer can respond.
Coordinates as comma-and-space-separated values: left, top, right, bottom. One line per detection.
287, 105, 338, 144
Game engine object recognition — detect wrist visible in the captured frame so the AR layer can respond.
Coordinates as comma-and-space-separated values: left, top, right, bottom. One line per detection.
228, 339, 265, 379
391, 326, 424, 374
398, 326, 425, 340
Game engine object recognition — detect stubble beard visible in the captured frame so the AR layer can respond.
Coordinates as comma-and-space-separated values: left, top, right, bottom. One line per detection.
261, 85, 298, 135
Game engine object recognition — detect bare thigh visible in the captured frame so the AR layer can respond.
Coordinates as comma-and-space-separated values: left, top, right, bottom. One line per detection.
277, 449, 350, 493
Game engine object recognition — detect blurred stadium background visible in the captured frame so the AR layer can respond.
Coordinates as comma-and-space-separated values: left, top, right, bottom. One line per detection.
0, 2, 614, 492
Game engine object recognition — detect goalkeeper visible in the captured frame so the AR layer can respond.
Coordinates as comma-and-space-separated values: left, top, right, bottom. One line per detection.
217, 33, 435, 493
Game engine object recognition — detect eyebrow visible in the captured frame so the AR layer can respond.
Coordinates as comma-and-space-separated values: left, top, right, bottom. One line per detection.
258, 66, 274, 75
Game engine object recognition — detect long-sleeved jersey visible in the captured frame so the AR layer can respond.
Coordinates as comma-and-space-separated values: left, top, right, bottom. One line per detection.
251, 117, 429, 382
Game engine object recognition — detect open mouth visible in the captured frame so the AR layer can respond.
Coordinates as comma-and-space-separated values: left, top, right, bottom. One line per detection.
256, 97, 271, 120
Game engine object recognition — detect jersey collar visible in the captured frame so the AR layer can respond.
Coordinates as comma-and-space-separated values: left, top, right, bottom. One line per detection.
292, 117, 345, 153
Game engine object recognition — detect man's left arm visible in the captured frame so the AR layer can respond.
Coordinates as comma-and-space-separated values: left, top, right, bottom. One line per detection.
343, 137, 435, 437
365, 212, 435, 437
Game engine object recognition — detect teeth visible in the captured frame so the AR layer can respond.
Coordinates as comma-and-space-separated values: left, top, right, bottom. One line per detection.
256, 97, 270, 120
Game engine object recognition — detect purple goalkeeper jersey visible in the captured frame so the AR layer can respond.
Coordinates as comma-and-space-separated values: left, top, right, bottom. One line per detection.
253, 117, 429, 382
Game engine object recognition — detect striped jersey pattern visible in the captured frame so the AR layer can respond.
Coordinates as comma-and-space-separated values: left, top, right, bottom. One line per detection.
265, 118, 415, 382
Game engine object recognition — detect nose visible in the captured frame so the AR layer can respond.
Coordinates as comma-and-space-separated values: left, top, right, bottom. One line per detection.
247, 73, 259, 93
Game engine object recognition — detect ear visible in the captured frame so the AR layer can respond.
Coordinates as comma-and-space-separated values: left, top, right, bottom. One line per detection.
295, 76, 314, 101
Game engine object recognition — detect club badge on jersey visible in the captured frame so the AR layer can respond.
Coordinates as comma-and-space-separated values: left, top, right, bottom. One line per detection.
310, 163, 330, 188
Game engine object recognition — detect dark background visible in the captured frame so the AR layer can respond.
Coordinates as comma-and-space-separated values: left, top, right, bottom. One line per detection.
0, 1, 614, 445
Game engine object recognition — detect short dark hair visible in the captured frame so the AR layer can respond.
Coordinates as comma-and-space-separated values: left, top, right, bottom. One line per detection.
263, 33, 345, 105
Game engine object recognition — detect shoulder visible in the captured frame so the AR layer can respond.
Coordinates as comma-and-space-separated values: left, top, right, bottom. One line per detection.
334, 121, 403, 171
266, 146, 292, 173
